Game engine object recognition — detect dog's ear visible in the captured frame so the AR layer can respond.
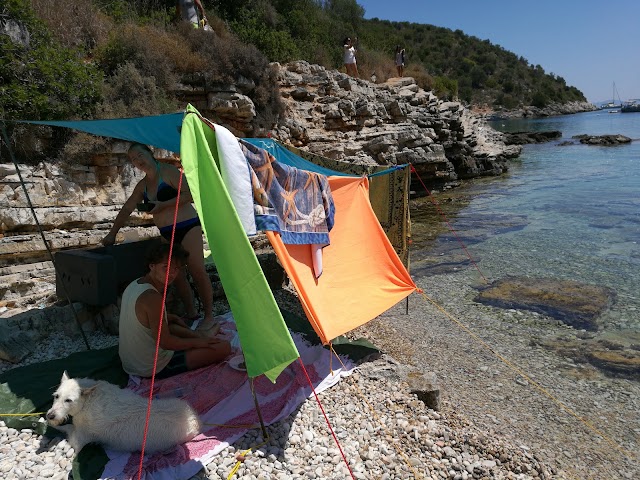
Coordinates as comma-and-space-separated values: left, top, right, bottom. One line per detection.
61, 371, 70, 382
81, 385, 98, 397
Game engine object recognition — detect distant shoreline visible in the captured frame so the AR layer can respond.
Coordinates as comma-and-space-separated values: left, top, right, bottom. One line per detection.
477, 100, 597, 120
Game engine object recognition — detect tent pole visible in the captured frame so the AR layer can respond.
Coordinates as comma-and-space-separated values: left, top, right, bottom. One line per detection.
249, 377, 268, 439
405, 249, 410, 315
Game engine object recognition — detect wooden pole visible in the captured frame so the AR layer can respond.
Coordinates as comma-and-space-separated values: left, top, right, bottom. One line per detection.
249, 377, 268, 439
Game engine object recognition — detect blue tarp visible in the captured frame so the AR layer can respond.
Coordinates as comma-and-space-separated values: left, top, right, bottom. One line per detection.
242, 139, 407, 178
242, 138, 354, 177
19, 113, 185, 154
15, 111, 403, 177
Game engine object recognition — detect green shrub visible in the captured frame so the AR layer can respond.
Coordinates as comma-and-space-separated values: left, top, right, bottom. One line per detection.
62, 62, 178, 163
30, 0, 112, 51
229, 10, 300, 62
494, 93, 518, 109
531, 91, 549, 108
96, 23, 178, 91
405, 64, 434, 92
98, 62, 177, 118
0, 1, 102, 121
433, 76, 458, 100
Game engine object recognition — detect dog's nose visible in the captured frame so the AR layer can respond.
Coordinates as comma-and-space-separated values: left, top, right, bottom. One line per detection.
46, 412, 55, 420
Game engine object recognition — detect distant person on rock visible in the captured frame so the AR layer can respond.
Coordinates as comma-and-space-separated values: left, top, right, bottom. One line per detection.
343, 37, 359, 78
176, 0, 209, 30
395, 45, 406, 77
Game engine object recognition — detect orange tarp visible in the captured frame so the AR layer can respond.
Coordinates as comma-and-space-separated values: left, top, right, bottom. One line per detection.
267, 176, 417, 344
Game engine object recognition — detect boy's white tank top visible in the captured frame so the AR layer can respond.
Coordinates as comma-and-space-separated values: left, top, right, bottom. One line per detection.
119, 279, 173, 377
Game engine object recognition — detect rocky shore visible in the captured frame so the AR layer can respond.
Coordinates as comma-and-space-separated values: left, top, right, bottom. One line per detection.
0, 63, 520, 319
2, 62, 635, 480
2, 275, 638, 480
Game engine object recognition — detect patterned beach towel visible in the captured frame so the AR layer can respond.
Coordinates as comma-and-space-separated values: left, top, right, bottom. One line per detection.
100, 316, 353, 480
238, 139, 335, 246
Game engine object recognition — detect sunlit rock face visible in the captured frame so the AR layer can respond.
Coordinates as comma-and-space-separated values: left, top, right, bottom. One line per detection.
273, 61, 520, 191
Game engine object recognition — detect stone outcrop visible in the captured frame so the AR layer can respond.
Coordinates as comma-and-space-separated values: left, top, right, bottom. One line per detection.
272, 62, 520, 189
0, 16, 30, 47
489, 101, 597, 119
503, 131, 562, 145
572, 134, 632, 146
175, 80, 259, 137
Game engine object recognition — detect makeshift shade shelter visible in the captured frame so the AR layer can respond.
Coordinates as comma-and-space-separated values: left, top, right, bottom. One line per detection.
16, 105, 417, 371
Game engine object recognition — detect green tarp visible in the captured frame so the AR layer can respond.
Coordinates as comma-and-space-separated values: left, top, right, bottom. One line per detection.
180, 106, 299, 382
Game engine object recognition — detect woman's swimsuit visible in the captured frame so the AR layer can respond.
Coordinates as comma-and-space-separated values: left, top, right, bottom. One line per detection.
145, 164, 201, 245
143, 180, 178, 203
159, 217, 201, 245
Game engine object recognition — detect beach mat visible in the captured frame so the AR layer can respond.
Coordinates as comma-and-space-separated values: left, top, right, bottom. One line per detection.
0, 310, 378, 480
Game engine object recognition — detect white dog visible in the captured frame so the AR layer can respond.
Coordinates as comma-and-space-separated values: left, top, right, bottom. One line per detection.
46, 371, 201, 453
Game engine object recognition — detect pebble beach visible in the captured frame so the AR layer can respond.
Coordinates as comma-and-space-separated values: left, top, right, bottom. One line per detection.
2, 278, 638, 480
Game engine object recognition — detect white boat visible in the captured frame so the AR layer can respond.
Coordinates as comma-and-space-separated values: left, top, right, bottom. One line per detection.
599, 82, 622, 110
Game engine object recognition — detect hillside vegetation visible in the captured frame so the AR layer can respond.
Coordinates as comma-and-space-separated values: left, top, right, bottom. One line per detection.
213, 0, 586, 108
0, 0, 586, 128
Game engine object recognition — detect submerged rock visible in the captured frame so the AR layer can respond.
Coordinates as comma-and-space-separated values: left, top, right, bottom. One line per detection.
503, 130, 562, 145
474, 276, 616, 331
542, 330, 640, 380
587, 349, 640, 378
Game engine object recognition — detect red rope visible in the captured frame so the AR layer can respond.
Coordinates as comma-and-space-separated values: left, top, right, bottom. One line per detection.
137, 168, 185, 480
297, 357, 356, 479
410, 163, 489, 284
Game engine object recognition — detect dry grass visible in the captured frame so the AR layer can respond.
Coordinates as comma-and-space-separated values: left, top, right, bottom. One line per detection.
30, 0, 112, 51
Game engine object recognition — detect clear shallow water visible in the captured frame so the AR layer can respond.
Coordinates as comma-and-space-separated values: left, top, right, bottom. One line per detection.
416, 110, 640, 331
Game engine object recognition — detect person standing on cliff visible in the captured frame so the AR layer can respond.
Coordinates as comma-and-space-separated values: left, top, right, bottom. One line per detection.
176, 0, 209, 29
343, 37, 359, 78
395, 45, 406, 77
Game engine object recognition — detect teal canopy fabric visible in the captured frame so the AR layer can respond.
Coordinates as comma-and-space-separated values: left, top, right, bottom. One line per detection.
242, 139, 407, 178
14, 112, 403, 178
19, 113, 185, 153
242, 138, 354, 177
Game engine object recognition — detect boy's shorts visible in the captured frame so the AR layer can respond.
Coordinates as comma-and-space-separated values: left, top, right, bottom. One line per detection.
155, 350, 188, 379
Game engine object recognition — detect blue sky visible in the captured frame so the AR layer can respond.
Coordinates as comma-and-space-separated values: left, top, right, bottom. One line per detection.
357, 0, 640, 103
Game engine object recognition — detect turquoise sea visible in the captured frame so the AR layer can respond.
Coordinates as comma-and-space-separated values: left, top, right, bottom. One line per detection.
412, 109, 640, 333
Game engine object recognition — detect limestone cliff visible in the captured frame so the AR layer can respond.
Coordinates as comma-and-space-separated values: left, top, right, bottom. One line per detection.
271, 62, 521, 189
